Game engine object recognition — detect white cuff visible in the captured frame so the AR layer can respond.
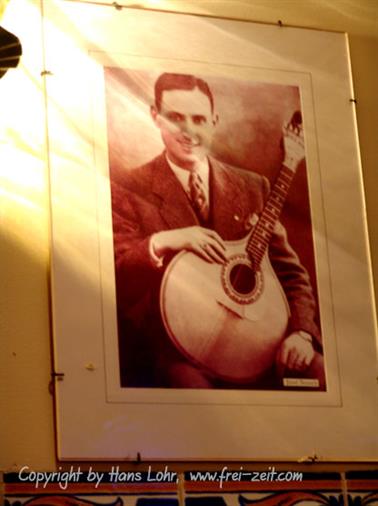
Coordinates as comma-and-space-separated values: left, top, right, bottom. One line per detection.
149, 234, 164, 268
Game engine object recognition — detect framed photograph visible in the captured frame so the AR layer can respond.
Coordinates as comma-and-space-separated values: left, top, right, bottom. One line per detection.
103, 65, 327, 396
44, 0, 377, 460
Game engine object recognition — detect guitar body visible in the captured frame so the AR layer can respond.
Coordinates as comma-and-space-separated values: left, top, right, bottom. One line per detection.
160, 234, 290, 384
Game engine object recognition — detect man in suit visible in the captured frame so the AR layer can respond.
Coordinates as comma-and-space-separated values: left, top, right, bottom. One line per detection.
111, 72, 325, 389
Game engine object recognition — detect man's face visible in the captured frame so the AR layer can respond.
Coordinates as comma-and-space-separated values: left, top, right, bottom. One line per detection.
151, 87, 217, 170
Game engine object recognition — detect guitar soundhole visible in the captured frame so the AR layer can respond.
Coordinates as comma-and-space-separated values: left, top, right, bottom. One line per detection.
222, 254, 263, 304
229, 264, 256, 295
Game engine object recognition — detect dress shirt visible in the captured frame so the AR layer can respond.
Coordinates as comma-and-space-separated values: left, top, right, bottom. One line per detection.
166, 155, 210, 204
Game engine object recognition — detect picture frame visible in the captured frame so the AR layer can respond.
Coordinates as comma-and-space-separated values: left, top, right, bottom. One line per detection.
44, 0, 377, 460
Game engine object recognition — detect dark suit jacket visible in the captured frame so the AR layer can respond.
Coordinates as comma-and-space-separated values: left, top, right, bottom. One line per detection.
111, 152, 320, 386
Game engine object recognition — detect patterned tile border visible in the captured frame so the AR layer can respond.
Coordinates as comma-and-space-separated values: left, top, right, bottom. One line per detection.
345, 470, 378, 506
4, 497, 179, 505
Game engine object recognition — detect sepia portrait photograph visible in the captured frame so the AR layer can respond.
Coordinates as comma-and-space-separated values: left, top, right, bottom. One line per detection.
104, 67, 326, 393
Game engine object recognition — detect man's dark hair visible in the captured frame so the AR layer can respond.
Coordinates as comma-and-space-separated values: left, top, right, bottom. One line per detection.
154, 72, 214, 112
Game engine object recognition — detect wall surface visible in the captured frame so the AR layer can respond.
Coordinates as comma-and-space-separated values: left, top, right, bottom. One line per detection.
1, 0, 377, 472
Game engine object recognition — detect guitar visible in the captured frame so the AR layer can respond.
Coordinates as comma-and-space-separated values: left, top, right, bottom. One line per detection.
160, 112, 304, 383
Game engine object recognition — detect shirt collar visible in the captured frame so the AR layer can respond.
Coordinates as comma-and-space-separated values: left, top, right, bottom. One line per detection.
165, 154, 209, 195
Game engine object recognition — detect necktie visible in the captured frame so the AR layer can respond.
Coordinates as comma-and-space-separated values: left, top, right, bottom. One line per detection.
189, 169, 209, 222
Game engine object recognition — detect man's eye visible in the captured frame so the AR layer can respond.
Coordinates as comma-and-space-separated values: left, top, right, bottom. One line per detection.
166, 112, 184, 123
192, 116, 207, 125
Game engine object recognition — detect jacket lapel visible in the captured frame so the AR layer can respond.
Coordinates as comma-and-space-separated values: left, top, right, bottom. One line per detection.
210, 157, 247, 239
152, 153, 199, 229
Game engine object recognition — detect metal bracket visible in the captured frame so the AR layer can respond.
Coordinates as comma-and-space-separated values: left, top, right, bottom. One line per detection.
297, 452, 319, 463
48, 371, 65, 395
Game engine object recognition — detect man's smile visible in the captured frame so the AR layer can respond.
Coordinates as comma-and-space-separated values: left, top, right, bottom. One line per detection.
179, 139, 200, 149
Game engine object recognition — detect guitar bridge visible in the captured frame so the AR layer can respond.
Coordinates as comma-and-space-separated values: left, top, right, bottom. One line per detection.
216, 300, 244, 319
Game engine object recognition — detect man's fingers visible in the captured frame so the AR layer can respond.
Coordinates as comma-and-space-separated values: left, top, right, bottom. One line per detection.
284, 128, 304, 147
194, 229, 227, 262
289, 351, 313, 371
292, 356, 306, 371
203, 229, 226, 251
276, 333, 315, 374
286, 349, 298, 370
196, 246, 216, 264
205, 243, 227, 264
304, 355, 313, 368
196, 243, 224, 264
206, 238, 227, 261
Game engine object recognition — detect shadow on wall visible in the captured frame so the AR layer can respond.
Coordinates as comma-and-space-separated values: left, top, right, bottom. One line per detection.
0, 25, 22, 78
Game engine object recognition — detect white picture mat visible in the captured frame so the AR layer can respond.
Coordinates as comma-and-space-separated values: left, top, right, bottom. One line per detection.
43, 0, 377, 460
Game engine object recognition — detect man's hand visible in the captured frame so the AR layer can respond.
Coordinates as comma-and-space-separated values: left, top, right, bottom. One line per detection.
282, 111, 305, 171
152, 226, 227, 264
276, 331, 315, 373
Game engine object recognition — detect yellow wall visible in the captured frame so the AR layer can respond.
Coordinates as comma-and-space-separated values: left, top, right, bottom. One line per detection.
1, 0, 377, 470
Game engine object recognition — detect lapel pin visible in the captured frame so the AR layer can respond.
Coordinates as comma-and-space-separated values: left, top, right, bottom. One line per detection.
245, 213, 259, 230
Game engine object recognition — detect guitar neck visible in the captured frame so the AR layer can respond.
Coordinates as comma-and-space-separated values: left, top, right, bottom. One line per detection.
246, 164, 295, 269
